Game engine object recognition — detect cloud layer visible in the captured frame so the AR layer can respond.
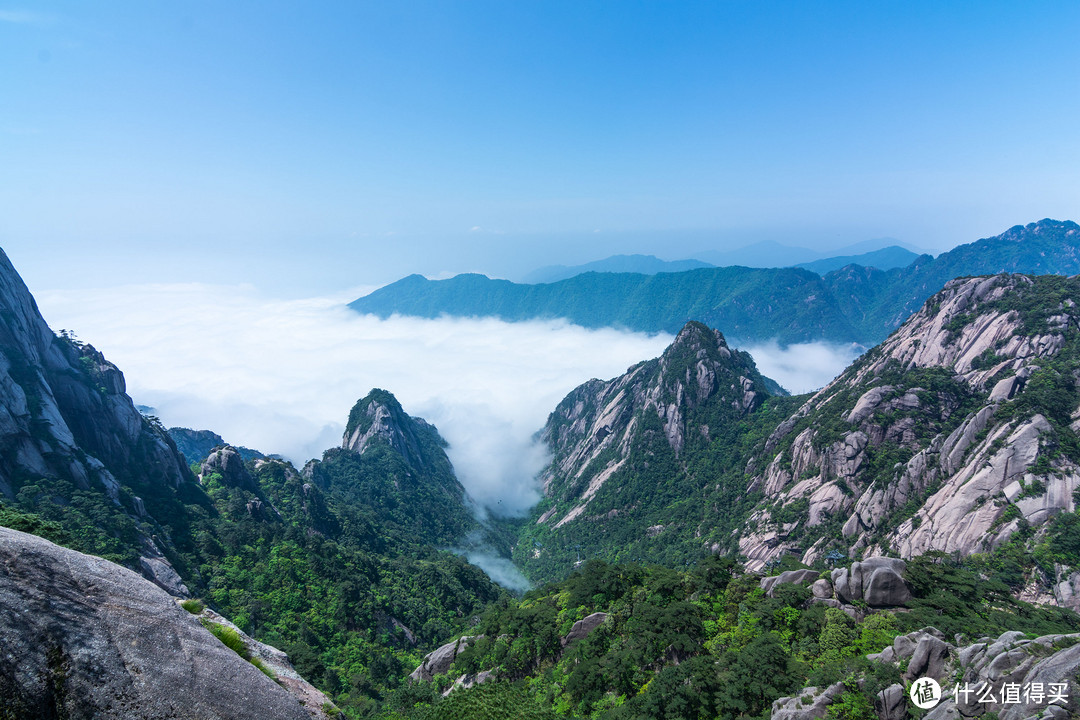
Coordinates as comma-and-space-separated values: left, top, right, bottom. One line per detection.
36, 283, 863, 529
743, 340, 864, 395
37, 284, 674, 517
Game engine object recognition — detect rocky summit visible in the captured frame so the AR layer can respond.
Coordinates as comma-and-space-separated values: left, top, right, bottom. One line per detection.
516, 320, 786, 578
537, 321, 776, 527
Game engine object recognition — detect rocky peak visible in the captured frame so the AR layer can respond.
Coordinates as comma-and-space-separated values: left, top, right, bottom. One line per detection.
532, 320, 779, 531
845, 274, 1072, 390
342, 388, 428, 467
201, 445, 257, 491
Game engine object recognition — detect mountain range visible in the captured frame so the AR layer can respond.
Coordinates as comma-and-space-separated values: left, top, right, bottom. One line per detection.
5, 225, 1080, 719
519, 245, 920, 284
351, 219, 1080, 346
517, 274, 1080, 615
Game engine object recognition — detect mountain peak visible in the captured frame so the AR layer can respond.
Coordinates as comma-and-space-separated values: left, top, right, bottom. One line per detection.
342, 389, 428, 465
527, 321, 781, 542
671, 319, 724, 347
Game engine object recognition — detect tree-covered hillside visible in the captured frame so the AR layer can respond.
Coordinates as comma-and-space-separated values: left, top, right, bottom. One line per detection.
351, 219, 1080, 346
385, 555, 1079, 720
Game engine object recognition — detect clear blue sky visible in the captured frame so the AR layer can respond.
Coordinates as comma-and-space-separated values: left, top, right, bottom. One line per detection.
2, 1, 1078, 294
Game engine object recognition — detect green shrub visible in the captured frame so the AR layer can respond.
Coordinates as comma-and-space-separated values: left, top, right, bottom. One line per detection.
180, 598, 205, 614
202, 620, 249, 658
200, 619, 276, 679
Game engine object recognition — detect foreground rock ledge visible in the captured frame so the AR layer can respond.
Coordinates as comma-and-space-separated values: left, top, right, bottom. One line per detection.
0, 527, 320, 720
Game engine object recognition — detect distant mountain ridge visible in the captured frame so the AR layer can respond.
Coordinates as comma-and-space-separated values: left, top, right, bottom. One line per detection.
520, 246, 920, 284
351, 220, 1080, 346
794, 245, 919, 275
693, 236, 925, 268
522, 254, 714, 283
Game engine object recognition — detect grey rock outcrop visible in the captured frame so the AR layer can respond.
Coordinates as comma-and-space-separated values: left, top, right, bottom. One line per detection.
342, 391, 427, 467
771, 682, 845, 720
442, 670, 496, 697
409, 636, 480, 682
784, 627, 1080, 720
761, 569, 821, 597
533, 321, 777, 531
0, 527, 321, 720
874, 683, 906, 720
192, 607, 336, 717
0, 248, 193, 592
830, 558, 912, 607
738, 274, 1080, 592
561, 612, 608, 647
201, 445, 257, 491
903, 634, 951, 681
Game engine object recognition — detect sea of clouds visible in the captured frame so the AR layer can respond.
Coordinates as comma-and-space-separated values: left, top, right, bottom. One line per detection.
35, 283, 860, 588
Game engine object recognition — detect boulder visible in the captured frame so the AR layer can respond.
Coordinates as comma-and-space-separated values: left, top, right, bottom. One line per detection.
0, 527, 318, 720
863, 563, 912, 607
201, 445, 256, 491
562, 612, 608, 647
409, 636, 479, 682
873, 683, 906, 720
832, 558, 911, 606
903, 635, 951, 682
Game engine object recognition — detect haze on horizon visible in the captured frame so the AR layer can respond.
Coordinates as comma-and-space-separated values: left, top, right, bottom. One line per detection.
2, 2, 1079, 297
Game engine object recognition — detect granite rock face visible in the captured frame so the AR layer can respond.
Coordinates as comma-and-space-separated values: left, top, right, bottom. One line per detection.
409, 636, 480, 682
771, 682, 845, 720
0, 247, 193, 592
830, 558, 912, 607
737, 274, 1080, 598
761, 569, 822, 597
561, 612, 608, 647
201, 445, 258, 491
532, 321, 778, 531
0, 527, 322, 720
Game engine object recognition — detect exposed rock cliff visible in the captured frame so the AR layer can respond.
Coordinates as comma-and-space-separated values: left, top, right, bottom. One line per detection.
536, 322, 777, 527
518, 321, 785, 579
303, 388, 478, 545
342, 388, 433, 467
0, 527, 325, 720
737, 274, 1080, 599
0, 247, 194, 592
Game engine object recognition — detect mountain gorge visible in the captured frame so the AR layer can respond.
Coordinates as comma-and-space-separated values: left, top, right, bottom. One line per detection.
0, 246, 506, 718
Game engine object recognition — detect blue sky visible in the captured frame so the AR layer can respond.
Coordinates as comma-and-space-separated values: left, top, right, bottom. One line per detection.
2, 1, 1079, 295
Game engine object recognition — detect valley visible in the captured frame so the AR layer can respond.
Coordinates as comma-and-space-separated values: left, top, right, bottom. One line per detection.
4, 221, 1080, 718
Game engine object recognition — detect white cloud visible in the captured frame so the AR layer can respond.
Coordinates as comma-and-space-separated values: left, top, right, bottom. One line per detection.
742, 340, 864, 395
0, 9, 57, 25
36, 284, 672, 517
